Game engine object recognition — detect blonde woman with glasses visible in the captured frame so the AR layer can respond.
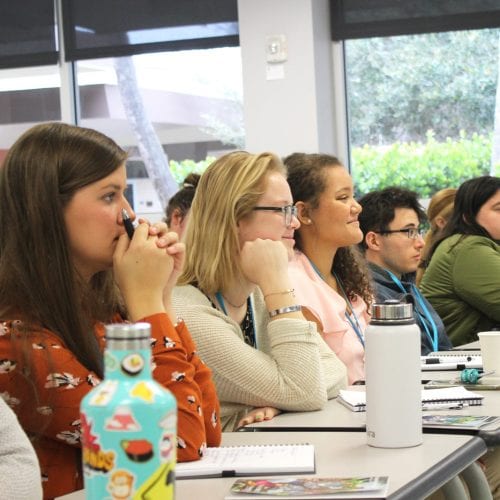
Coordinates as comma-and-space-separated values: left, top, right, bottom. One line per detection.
173, 151, 347, 431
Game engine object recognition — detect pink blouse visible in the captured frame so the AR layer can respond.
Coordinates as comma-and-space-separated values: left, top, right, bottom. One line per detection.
288, 251, 369, 384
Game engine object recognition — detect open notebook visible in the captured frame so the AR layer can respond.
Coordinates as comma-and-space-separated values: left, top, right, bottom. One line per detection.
176, 443, 315, 479
421, 352, 482, 371
338, 386, 484, 412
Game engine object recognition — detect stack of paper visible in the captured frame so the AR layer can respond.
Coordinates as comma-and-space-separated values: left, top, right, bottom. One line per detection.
338, 386, 483, 412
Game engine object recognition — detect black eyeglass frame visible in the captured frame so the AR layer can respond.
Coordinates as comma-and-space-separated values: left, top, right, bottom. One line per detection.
375, 227, 424, 240
252, 205, 298, 227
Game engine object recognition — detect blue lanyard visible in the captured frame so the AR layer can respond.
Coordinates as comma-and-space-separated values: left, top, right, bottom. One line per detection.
215, 291, 256, 348
215, 291, 228, 315
386, 270, 439, 352
333, 272, 365, 348
307, 258, 365, 348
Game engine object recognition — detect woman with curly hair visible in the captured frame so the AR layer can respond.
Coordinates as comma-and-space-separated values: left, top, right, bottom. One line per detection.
285, 153, 372, 384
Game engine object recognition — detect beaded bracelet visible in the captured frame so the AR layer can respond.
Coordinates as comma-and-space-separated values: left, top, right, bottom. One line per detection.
264, 288, 295, 299
268, 304, 302, 317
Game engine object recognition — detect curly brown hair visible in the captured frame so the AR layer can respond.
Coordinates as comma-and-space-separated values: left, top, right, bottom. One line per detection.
284, 153, 373, 309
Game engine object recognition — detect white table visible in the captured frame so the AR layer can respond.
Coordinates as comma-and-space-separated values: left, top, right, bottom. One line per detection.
57, 431, 487, 500
453, 341, 480, 350
241, 388, 500, 441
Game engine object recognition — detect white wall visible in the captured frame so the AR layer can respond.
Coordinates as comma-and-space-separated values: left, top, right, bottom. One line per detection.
237, 0, 342, 158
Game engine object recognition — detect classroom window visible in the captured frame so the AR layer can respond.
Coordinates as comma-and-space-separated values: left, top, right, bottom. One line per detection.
0, 64, 61, 164
344, 28, 500, 199
76, 47, 244, 218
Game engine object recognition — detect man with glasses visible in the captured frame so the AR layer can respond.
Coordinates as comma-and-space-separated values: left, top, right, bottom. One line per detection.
358, 187, 452, 354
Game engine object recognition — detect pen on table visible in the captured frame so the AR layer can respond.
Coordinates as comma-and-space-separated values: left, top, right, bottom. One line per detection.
422, 402, 466, 411
121, 208, 135, 239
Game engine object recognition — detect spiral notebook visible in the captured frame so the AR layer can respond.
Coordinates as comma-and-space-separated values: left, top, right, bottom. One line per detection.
338, 386, 484, 412
176, 443, 315, 479
421, 352, 482, 371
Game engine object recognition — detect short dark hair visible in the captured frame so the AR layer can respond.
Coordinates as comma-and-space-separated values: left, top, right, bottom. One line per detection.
358, 187, 427, 250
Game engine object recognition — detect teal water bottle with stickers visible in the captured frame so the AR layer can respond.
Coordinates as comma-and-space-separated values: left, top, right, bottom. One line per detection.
80, 323, 177, 499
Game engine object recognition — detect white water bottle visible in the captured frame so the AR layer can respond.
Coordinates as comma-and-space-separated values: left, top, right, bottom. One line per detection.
365, 300, 422, 448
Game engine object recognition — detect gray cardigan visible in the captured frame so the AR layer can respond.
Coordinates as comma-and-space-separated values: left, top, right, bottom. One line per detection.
0, 397, 42, 499
173, 285, 347, 430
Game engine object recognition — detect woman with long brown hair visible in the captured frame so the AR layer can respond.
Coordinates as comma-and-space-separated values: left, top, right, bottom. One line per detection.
0, 123, 220, 498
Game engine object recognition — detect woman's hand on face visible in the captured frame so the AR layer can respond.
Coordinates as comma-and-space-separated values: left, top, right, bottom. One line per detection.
161, 233, 185, 302
237, 407, 281, 428
113, 222, 174, 321
142, 220, 185, 296
239, 239, 289, 289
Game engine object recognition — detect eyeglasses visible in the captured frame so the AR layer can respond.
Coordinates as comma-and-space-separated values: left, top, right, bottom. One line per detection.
253, 204, 298, 227
376, 227, 424, 240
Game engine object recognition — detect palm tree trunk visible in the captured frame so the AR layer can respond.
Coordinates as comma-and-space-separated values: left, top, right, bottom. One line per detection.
114, 56, 178, 208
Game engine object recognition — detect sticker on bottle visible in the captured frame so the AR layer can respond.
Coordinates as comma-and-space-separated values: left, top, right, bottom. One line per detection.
89, 380, 118, 406
121, 353, 145, 376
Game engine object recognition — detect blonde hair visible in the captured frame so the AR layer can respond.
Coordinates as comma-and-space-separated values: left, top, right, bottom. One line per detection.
416, 187, 457, 285
427, 188, 457, 231
178, 151, 285, 295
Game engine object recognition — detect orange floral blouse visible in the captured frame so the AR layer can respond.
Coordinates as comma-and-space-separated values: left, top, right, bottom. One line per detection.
0, 312, 221, 499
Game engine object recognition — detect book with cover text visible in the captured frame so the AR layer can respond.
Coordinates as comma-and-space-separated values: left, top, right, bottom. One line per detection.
422, 415, 499, 430
224, 475, 389, 499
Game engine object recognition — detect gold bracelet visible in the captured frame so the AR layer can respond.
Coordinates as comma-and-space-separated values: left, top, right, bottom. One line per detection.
269, 305, 302, 317
264, 288, 295, 299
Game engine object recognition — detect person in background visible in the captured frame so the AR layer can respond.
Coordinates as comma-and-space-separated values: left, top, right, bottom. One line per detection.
173, 151, 347, 431
0, 123, 220, 499
0, 397, 42, 499
420, 176, 500, 346
164, 173, 201, 238
416, 187, 457, 286
358, 187, 452, 354
284, 153, 372, 384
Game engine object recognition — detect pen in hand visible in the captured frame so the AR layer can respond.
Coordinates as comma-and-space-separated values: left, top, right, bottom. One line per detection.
121, 208, 135, 239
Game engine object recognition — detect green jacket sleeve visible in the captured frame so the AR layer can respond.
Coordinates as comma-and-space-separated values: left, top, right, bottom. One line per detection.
452, 238, 500, 321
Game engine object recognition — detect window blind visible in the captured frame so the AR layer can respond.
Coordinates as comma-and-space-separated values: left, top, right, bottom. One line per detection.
0, 0, 57, 69
331, 0, 500, 40
62, 0, 239, 61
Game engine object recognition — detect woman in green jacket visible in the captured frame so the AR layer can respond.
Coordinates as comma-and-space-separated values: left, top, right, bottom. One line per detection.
420, 176, 500, 346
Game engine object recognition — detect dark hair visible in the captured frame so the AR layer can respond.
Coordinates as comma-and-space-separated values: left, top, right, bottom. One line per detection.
357, 187, 427, 250
284, 152, 373, 307
0, 122, 128, 376
427, 175, 500, 259
164, 173, 201, 225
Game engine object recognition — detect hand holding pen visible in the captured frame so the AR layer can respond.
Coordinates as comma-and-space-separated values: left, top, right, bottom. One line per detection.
121, 209, 183, 260
119, 208, 185, 315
